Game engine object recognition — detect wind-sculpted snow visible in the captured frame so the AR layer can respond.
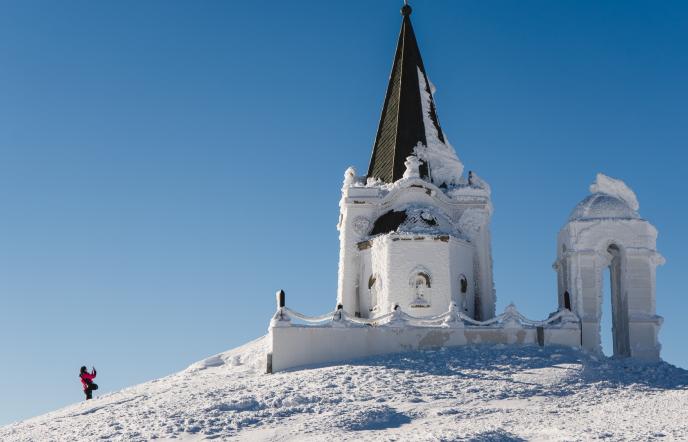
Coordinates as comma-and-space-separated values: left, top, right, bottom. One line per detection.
2, 338, 687, 441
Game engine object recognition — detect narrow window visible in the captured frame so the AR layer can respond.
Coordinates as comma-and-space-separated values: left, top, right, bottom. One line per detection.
564, 291, 571, 310
458, 275, 468, 312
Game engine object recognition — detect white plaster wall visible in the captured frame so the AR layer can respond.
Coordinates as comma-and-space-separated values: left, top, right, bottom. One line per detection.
457, 208, 495, 320
369, 234, 474, 317
269, 324, 580, 373
449, 242, 476, 318
337, 186, 379, 315
544, 326, 581, 347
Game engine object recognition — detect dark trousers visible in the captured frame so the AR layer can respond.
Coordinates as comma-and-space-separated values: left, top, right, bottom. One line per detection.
84, 383, 98, 400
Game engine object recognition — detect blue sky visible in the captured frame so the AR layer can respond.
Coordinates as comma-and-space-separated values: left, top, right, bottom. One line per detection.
1, 0, 686, 425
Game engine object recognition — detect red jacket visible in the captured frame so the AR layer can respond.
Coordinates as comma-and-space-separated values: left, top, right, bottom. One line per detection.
80, 369, 96, 390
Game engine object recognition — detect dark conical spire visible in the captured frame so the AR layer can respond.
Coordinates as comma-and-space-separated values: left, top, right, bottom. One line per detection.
367, 4, 445, 183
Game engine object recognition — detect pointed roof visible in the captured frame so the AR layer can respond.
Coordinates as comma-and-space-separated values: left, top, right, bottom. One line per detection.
367, 4, 445, 183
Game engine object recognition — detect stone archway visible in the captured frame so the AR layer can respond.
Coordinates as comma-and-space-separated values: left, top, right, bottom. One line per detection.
556, 174, 664, 360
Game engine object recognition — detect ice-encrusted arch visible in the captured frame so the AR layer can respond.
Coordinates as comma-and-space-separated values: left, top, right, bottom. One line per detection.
408, 266, 432, 288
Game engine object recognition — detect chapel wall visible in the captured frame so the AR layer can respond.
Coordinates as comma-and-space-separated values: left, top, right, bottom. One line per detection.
269, 322, 581, 373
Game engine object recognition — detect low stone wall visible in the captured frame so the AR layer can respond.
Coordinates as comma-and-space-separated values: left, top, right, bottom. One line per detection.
269, 325, 580, 373
267, 306, 581, 373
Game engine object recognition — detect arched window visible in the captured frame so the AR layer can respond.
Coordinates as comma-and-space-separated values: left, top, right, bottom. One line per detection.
414, 273, 430, 290
455, 274, 468, 312
564, 291, 571, 310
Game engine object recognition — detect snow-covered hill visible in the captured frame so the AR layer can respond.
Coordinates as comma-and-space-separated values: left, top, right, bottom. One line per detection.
2, 338, 687, 441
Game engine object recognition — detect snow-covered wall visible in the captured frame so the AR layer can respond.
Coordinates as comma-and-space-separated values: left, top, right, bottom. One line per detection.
270, 325, 579, 373
337, 172, 494, 320
361, 234, 474, 317
268, 305, 580, 373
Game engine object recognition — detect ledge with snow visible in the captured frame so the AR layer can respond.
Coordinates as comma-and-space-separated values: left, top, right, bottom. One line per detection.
268, 301, 581, 373
266, 164, 664, 373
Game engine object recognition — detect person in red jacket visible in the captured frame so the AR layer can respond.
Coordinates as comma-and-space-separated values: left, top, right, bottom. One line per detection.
79, 366, 98, 400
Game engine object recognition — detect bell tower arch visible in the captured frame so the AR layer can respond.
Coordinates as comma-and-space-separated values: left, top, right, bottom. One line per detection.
554, 174, 664, 360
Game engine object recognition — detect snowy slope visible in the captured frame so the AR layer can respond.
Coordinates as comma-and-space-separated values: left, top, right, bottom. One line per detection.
2, 338, 688, 441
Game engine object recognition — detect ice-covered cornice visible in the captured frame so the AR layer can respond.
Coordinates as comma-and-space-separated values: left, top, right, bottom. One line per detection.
342, 167, 491, 207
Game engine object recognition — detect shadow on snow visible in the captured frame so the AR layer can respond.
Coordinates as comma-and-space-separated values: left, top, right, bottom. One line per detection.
297, 344, 688, 394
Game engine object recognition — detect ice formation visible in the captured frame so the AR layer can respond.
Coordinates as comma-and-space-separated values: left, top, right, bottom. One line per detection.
402, 155, 422, 179
414, 67, 464, 187
569, 173, 641, 221
589, 172, 639, 211
342, 166, 357, 189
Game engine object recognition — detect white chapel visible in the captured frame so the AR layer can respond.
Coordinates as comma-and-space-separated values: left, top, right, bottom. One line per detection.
267, 4, 664, 373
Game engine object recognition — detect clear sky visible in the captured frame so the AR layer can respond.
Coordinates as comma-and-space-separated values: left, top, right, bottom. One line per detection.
1, 0, 686, 426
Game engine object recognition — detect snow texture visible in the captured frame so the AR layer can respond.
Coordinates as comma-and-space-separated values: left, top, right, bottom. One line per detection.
3, 337, 687, 441
381, 204, 460, 237
568, 174, 643, 222
342, 166, 357, 190
414, 67, 464, 187
590, 173, 639, 211
403, 155, 422, 179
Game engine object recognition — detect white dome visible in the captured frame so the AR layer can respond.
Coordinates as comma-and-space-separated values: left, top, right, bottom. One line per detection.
568, 193, 640, 222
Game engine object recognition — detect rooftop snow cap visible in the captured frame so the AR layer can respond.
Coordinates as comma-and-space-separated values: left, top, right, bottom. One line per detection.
370, 206, 462, 237
367, 4, 464, 187
569, 173, 641, 221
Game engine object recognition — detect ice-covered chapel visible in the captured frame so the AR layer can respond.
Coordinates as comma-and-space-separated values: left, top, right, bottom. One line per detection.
267, 4, 664, 373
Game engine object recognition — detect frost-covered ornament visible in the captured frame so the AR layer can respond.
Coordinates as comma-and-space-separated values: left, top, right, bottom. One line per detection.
402, 155, 421, 179
270, 308, 291, 328
467, 171, 491, 195
442, 302, 464, 328
589, 173, 639, 211
352, 216, 371, 235
501, 303, 522, 329
342, 166, 357, 189
569, 173, 641, 221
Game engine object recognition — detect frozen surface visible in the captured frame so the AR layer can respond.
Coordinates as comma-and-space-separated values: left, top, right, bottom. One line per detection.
413, 67, 464, 187
590, 173, 639, 211
2, 338, 687, 441
569, 173, 641, 221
